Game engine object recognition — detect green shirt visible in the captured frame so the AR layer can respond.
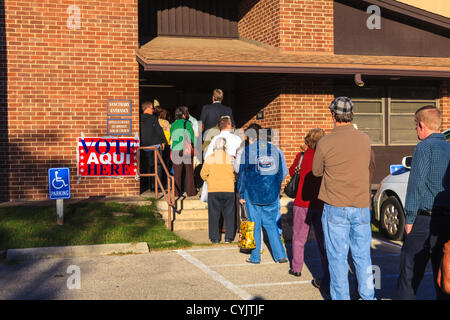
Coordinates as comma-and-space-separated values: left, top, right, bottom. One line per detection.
170, 119, 195, 151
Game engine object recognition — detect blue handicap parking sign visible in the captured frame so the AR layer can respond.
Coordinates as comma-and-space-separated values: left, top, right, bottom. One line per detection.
48, 167, 71, 200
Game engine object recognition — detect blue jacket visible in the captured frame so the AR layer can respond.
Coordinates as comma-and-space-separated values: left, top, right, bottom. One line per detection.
237, 140, 288, 205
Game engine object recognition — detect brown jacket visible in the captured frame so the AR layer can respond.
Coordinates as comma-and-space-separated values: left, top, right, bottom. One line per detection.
312, 124, 372, 208
200, 150, 236, 193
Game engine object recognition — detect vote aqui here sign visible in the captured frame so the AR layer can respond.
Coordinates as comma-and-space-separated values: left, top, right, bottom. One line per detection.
77, 137, 139, 177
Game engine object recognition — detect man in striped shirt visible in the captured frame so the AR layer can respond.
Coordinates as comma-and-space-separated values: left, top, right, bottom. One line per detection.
396, 105, 450, 300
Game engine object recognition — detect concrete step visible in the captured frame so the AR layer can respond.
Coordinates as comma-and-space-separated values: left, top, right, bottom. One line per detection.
156, 199, 207, 211
164, 218, 209, 231
157, 196, 295, 232
160, 209, 208, 221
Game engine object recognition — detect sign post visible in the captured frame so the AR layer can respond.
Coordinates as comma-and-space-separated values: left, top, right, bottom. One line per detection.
48, 168, 71, 225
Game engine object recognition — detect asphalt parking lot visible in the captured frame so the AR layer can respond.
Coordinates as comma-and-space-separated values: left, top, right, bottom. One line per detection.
0, 236, 436, 300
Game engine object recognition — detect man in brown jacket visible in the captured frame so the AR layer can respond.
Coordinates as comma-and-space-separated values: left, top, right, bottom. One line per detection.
312, 96, 375, 300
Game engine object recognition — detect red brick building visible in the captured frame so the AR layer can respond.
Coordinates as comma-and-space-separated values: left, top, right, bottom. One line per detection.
1, 0, 449, 201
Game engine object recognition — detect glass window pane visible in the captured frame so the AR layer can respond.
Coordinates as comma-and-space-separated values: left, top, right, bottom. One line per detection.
353, 114, 383, 144
390, 87, 437, 100
354, 101, 382, 114
335, 86, 384, 99
391, 101, 436, 114
390, 115, 419, 144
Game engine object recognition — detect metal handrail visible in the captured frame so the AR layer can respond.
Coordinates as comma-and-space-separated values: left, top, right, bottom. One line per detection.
137, 146, 175, 230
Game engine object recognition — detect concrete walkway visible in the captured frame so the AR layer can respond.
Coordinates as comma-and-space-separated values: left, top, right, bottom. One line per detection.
0, 236, 437, 300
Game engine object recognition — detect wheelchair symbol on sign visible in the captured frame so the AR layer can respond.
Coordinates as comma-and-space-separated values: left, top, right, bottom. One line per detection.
52, 171, 68, 190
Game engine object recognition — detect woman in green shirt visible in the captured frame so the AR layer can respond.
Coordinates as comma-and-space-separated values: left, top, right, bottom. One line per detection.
170, 106, 197, 197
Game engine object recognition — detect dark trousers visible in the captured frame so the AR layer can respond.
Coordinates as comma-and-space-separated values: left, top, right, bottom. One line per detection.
396, 214, 450, 300
208, 192, 236, 242
144, 149, 163, 191
172, 150, 196, 197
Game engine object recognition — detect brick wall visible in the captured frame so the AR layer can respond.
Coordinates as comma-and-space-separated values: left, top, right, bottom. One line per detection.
441, 80, 450, 131
279, 0, 334, 53
238, 0, 334, 53
238, 0, 281, 47
4, 0, 139, 200
0, 0, 7, 200
236, 74, 334, 182
278, 77, 334, 169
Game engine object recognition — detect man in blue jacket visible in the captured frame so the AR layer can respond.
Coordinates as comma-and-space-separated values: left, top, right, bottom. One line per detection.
396, 105, 450, 300
237, 124, 288, 264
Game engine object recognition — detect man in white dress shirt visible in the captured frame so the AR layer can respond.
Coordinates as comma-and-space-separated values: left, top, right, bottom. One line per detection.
204, 116, 242, 163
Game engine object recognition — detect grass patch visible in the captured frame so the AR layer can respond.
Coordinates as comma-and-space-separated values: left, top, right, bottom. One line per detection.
0, 201, 191, 251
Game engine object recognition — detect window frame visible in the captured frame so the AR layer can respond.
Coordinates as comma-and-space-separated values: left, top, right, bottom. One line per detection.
351, 98, 386, 146
387, 86, 440, 146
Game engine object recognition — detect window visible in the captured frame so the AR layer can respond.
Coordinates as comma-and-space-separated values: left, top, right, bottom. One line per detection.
334, 86, 439, 146
335, 86, 384, 145
389, 87, 438, 145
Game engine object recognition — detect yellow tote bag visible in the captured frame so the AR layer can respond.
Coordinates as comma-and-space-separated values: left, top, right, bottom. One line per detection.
238, 203, 256, 250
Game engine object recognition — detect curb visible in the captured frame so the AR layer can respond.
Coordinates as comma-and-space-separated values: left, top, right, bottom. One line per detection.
5, 242, 150, 262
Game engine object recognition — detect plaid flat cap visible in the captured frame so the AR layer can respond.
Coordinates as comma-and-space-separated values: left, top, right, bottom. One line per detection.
329, 96, 354, 114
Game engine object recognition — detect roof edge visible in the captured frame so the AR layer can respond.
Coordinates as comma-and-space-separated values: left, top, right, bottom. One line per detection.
136, 56, 450, 78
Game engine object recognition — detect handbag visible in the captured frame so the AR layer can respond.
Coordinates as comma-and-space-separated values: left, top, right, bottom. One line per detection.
238, 202, 256, 250
200, 181, 208, 203
437, 240, 450, 294
183, 120, 194, 157
284, 152, 304, 198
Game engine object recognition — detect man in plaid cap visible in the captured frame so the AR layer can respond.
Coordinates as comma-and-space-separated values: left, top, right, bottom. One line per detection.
312, 96, 375, 300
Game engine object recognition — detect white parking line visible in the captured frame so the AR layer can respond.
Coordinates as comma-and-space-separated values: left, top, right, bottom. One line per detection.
240, 280, 312, 288
176, 249, 253, 300
372, 237, 403, 248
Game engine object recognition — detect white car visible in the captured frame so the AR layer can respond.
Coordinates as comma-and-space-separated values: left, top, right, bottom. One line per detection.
372, 129, 450, 240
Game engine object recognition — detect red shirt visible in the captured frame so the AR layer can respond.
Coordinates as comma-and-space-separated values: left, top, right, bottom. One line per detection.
289, 148, 323, 210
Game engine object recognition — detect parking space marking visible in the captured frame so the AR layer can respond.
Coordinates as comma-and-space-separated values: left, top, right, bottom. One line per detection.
209, 262, 275, 268
239, 280, 312, 288
175, 249, 253, 300
372, 237, 403, 248
178, 247, 238, 253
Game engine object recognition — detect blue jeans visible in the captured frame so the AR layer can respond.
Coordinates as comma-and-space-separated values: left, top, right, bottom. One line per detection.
246, 198, 287, 263
321, 204, 375, 300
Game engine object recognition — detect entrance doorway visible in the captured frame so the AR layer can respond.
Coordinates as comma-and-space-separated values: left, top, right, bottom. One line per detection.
138, 71, 236, 194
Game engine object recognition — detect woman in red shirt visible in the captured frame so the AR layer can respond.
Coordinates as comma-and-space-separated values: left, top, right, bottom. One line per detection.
288, 128, 329, 291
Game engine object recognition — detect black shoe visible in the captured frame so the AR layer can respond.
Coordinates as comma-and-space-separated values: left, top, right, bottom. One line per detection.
312, 278, 330, 295
211, 240, 220, 244
225, 239, 233, 243
289, 269, 301, 277
277, 258, 289, 263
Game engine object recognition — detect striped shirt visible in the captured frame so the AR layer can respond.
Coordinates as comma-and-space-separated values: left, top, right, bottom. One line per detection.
405, 133, 450, 224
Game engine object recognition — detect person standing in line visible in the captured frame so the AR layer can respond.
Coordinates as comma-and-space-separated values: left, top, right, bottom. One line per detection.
140, 100, 168, 192
201, 137, 236, 244
237, 124, 288, 264
170, 106, 197, 197
155, 105, 172, 190
396, 105, 450, 300
289, 128, 330, 292
312, 96, 375, 300
204, 116, 242, 164
203, 115, 242, 236
200, 89, 234, 151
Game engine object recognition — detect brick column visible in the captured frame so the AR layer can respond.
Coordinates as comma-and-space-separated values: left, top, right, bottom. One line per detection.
279, 0, 334, 53
441, 80, 450, 131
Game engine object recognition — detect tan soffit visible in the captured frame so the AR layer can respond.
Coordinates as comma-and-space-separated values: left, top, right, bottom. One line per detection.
395, 0, 450, 18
